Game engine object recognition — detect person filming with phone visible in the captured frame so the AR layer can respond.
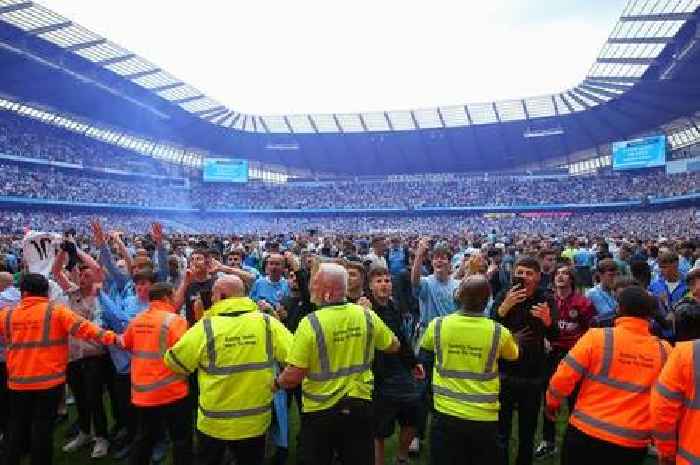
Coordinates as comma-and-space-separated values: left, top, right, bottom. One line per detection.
490, 256, 558, 465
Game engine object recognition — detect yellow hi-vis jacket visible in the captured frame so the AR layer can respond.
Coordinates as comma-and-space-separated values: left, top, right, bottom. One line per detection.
420, 312, 519, 421
286, 302, 395, 413
164, 296, 293, 440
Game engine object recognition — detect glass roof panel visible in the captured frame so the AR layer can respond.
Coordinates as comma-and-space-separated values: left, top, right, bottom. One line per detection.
335, 113, 365, 132
0, 4, 64, 31
495, 100, 526, 122
439, 106, 469, 127
466, 102, 498, 125
561, 93, 585, 112
157, 85, 201, 101
40, 23, 99, 47
410, 108, 440, 128
362, 112, 390, 131
75, 42, 128, 62
288, 114, 315, 133
387, 111, 416, 131
261, 116, 289, 133
132, 72, 179, 89
525, 95, 557, 118
180, 98, 219, 112
309, 114, 339, 133
105, 56, 155, 75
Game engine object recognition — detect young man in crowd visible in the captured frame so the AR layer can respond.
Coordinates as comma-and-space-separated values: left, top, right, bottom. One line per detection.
586, 259, 619, 327
410, 238, 459, 454
535, 265, 595, 459
491, 256, 558, 465
52, 248, 111, 458
368, 266, 424, 465
649, 251, 688, 334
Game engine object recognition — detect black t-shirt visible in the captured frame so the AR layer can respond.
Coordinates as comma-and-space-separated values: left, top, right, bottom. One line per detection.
491, 287, 559, 380
184, 278, 214, 326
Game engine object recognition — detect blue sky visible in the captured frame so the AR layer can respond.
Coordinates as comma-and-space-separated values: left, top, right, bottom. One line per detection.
40, 0, 627, 115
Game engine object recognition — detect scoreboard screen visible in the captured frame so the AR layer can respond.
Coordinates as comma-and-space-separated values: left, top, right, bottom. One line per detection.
612, 135, 666, 171
203, 158, 248, 183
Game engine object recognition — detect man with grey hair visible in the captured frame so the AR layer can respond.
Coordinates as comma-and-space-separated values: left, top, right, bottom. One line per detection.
276, 263, 400, 465
419, 275, 519, 465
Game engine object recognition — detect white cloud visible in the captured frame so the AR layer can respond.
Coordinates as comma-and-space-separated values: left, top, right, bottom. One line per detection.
37, 0, 625, 114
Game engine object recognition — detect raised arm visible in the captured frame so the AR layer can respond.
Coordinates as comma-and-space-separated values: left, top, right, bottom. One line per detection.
51, 250, 75, 293
411, 237, 430, 288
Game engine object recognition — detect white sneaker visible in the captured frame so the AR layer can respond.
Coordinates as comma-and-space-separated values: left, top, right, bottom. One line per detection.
408, 438, 420, 454
91, 437, 110, 459
63, 432, 91, 452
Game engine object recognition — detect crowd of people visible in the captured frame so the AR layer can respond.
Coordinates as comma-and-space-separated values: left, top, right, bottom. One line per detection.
0, 218, 698, 465
0, 110, 699, 465
0, 113, 176, 176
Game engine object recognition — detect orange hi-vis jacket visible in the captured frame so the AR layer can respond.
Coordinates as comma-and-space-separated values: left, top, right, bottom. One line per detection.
0, 296, 116, 391
546, 317, 671, 449
121, 300, 188, 407
651, 340, 700, 465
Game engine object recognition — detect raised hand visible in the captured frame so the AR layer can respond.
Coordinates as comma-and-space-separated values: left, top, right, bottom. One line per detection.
91, 218, 106, 247
151, 222, 164, 246
531, 302, 552, 328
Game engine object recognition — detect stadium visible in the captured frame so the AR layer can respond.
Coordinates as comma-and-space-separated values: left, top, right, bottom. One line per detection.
0, 0, 699, 464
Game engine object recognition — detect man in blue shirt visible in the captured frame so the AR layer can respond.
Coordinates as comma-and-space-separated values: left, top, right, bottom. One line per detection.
410, 238, 459, 454
678, 241, 695, 276
585, 259, 619, 327
250, 253, 290, 310
649, 251, 688, 339
387, 237, 410, 277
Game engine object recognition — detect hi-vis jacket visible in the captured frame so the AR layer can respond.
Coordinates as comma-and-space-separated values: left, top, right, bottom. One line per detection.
165, 296, 293, 440
651, 340, 700, 465
0, 296, 116, 390
286, 302, 395, 413
420, 312, 519, 421
546, 317, 670, 448
121, 300, 188, 406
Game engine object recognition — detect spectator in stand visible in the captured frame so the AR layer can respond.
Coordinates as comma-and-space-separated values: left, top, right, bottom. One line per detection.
535, 265, 595, 459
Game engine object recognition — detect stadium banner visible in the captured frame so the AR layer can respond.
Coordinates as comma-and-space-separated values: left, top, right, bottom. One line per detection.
203, 158, 249, 183
612, 135, 666, 171
519, 212, 573, 218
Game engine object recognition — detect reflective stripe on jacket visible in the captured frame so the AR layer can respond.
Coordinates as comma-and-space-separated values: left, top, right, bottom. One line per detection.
165, 296, 293, 440
429, 313, 518, 421
0, 296, 116, 390
546, 317, 670, 448
122, 300, 188, 406
651, 340, 700, 465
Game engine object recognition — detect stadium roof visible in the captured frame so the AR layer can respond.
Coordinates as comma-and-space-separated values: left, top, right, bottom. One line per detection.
0, 0, 699, 174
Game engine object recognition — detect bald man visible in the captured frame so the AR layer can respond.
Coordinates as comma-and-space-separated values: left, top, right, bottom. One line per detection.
277, 263, 399, 465
165, 274, 293, 465
419, 275, 520, 465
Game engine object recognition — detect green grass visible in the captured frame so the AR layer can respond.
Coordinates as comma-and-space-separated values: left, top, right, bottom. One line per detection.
48, 400, 655, 465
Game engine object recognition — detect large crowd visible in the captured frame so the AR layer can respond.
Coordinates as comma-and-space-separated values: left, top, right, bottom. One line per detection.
1, 156, 700, 210
0, 110, 700, 465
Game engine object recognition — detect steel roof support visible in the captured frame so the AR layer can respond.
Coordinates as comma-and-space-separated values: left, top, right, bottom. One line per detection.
151, 82, 184, 92
123, 68, 161, 80
607, 36, 673, 45
96, 54, 136, 66
596, 57, 656, 65
0, 2, 32, 14
194, 105, 225, 116
66, 38, 107, 51
171, 94, 204, 105
27, 21, 72, 35
620, 12, 694, 22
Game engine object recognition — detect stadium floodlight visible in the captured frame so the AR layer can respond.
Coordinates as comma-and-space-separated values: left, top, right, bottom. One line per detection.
523, 127, 565, 138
